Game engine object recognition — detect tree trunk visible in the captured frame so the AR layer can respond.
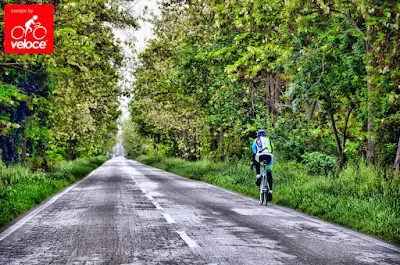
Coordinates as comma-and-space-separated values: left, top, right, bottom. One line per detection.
219, 128, 224, 161
265, 75, 271, 114
67, 140, 77, 160
210, 127, 218, 152
21, 134, 27, 166
308, 100, 318, 120
193, 133, 198, 160
275, 72, 281, 116
271, 74, 276, 115
172, 133, 179, 156
366, 6, 378, 164
366, 42, 377, 164
250, 82, 256, 116
329, 112, 345, 169
394, 136, 400, 172
341, 107, 353, 165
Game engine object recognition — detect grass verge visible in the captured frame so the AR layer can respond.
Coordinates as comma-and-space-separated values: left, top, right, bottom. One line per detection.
135, 155, 400, 245
0, 156, 107, 226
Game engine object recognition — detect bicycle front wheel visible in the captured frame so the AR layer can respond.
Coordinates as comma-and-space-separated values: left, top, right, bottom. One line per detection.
264, 192, 268, 205
259, 176, 264, 204
259, 176, 266, 204
260, 189, 265, 204
33, 26, 47, 40
11, 26, 25, 40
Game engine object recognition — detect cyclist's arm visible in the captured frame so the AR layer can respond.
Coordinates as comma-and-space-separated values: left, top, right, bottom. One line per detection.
251, 141, 256, 161
251, 141, 257, 154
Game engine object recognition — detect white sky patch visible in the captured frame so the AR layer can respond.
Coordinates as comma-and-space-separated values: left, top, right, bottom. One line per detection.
114, 0, 160, 122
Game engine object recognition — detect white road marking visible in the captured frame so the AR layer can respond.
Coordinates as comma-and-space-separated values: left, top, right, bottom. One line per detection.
129, 173, 147, 193
163, 213, 176, 223
152, 201, 163, 210
177, 231, 198, 248
130, 173, 165, 210
0, 168, 100, 242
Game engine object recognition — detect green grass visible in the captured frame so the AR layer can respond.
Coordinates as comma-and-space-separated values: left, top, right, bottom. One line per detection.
0, 156, 108, 226
135, 155, 400, 245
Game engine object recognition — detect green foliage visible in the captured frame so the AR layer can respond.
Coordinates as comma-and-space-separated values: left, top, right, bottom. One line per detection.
1, 0, 137, 164
127, 0, 400, 169
301, 152, 338, 177
0, 163, 44, 188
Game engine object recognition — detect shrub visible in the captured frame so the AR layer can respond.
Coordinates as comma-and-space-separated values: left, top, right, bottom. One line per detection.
301, 152, 338, 177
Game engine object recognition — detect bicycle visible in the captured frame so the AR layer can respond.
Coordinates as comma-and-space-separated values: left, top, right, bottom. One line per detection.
259, 162, 271, 205
11, 23, 47, 40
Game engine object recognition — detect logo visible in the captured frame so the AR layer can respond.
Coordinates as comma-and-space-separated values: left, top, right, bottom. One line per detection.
256, 138, 262, 148
4, 4, 54, 54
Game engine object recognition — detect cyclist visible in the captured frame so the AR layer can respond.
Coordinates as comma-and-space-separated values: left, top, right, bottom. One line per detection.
24, 15, 39, 38
251, 129, 274, 200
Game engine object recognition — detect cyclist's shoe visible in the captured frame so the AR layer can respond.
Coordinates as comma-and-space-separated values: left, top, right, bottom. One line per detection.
267, 190, 273, 201
255, 175, 261, 186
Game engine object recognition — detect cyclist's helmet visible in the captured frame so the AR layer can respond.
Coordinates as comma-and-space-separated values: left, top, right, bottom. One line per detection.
257, 129, 267, 137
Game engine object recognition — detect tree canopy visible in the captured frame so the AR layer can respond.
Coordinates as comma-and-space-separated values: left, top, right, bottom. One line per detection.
127, 0, 400, 168
1, 0, 137, 166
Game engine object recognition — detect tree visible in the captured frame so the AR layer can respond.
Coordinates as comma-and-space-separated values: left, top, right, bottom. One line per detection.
1, 0, 137, 164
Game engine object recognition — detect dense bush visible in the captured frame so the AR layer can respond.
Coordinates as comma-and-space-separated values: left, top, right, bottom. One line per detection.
301, 152, 338, 177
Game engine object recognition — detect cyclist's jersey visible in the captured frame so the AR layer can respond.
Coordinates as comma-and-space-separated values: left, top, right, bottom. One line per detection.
252, 136, 273, 154
252, 136, 274, 164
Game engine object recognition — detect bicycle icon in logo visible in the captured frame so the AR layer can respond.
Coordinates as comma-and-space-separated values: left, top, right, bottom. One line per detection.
11, 15, 47, 41
11, 23, 47, 40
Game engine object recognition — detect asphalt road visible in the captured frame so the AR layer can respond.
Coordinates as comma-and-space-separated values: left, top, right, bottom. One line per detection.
0, 157, 399, 265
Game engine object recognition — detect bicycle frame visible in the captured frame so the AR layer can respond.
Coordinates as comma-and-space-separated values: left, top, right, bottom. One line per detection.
260, 165, 270, 191
259, 163, 270, 205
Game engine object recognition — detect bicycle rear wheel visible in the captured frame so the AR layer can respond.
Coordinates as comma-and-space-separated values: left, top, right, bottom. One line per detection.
264, 192, 268, 205
259, 176, 265, 204
259, 189, 265, 204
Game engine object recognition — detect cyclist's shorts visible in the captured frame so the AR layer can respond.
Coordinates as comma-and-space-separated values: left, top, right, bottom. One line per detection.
255, 153, 274, 166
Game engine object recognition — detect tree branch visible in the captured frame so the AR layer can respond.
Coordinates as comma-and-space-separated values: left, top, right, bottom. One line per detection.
342, 106, 353, 151
330, 9, 366, 39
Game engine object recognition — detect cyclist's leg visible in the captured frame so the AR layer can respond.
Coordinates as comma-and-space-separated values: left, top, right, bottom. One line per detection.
266, 162, 273, 200
266, 170, 273, 201
266, 157, 273, 190
255, 161, 260, 175
255, 160, 261, 186
24, 27, 32, 38
267, 170, 272, 190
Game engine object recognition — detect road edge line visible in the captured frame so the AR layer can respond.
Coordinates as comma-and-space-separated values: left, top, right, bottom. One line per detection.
0, 167, 100, 242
